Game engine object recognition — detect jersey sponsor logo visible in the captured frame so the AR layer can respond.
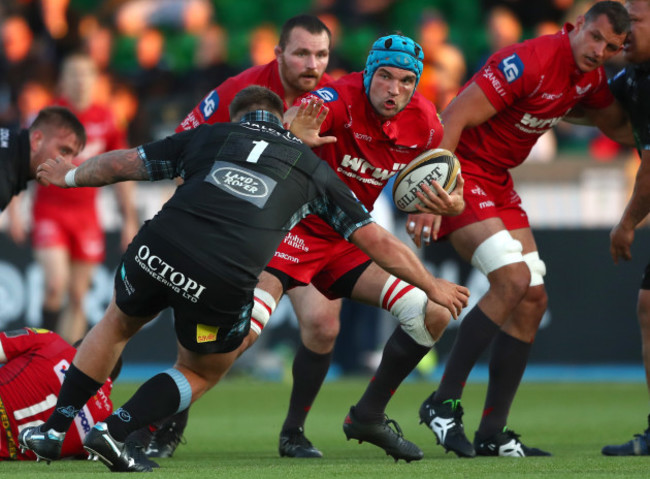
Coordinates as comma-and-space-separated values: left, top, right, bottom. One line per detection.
200, 90, 219, 119
470, 185, 487, 197
354, 132, 372, 142
498, 53, 524, 83
312, 87, 338, 102
338, 155, 402, 186
283, 232, 309, 252
179, 112, 201, 131
134, 245, 207, 303
478, 200, 496, 209
273, 251, 299, 263
541, 92, 563, 100
482, 65, 506, 97
197, 323, 219, 343
575, 83, 592, 96
0, 128, 9, 148
518, 113, 563, 131
207, 161, 277, 208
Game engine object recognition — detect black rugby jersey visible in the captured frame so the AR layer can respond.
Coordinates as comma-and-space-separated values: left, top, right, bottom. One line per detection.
0, 129, 30, 213
610, 63, 650, 153
138, 118, 373, 290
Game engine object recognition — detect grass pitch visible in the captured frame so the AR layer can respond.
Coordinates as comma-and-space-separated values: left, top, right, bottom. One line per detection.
6, 379, 650, 478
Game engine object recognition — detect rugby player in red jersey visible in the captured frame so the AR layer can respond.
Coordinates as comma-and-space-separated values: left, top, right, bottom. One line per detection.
411, 1, 632, 457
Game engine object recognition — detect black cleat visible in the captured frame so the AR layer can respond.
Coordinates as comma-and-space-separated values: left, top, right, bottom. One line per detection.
419, 392, 475, 457
84, 422, 155, 472
343, 406, 423, 463
18, 425, 65, 464
602, 415, 650, 456
474, 428, 551, 457
279, 427, 323, 458
125, 441, 160, 469
146, 413, 187, 458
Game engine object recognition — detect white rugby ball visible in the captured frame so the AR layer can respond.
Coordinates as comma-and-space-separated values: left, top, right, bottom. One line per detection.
392, 148, 461, 213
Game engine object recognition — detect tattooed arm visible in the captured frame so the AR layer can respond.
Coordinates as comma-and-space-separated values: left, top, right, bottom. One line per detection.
36, 148, 150, 188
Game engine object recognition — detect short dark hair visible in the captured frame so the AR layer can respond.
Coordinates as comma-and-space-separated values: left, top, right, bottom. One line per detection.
30, 106, 87, 150
229, 85, 285, 121
278, 14, 331, 50
585, 1, 630, 35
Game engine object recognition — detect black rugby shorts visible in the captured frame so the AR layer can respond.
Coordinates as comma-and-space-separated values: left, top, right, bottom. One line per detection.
114, 223, 252, 353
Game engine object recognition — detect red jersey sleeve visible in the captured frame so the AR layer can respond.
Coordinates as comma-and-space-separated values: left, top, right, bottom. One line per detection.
473, 45, 537, 113
175, 78, 238, 132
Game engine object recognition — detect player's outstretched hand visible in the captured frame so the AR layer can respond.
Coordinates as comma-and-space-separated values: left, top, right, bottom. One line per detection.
36, 156, 75, 187
288, 98, 337, 148
415, 173, 465, 216
428, 277, 470, 320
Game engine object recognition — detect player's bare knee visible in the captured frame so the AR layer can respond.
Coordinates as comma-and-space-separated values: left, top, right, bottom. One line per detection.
301, 318, 339, 349
380, 275, 434, 347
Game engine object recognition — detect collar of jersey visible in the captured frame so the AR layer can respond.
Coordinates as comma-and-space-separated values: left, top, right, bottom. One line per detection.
239, 110, 283, 128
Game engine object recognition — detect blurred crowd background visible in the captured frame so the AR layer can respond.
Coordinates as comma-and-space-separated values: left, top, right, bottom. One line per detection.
0, 0, 633, 160
0, 0, 641, 378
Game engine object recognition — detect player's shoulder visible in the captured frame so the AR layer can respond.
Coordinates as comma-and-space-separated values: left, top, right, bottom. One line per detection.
309, 72, 363, 103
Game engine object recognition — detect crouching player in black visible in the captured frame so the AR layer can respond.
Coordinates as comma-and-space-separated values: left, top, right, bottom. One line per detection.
19, 85, 469, 472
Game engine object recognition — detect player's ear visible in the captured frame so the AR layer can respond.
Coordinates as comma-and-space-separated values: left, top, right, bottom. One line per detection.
575, 14, 585, 30
274, 45, 283, 63
29, 129, 44, 153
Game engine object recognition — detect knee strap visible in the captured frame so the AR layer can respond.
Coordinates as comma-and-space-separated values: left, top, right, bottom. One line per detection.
251, 288, 277, 335
380, 275, 434, 347
471, 230, 524, 275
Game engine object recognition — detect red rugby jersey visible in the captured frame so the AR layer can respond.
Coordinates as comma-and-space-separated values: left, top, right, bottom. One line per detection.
176, 59, 333, 131
457, 23, 614, 179
0, 328, 113, 460
305, 72, 444, 210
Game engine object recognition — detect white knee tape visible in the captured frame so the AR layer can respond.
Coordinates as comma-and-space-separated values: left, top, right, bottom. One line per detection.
251, 288, 277, 335
470, 230, 524, 276
523, 251, 546, 286
380, 275, 434, 347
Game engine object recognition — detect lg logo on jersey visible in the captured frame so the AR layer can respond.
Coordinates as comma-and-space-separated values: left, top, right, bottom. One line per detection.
135, 245, 206, 302
499, 54, 524, 83
200, 90, 219, 119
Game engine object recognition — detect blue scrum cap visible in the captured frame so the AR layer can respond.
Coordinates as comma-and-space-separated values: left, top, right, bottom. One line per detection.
363, 34, 424, 95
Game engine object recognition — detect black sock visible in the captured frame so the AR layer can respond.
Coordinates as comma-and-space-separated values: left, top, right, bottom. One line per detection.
42, 308, 62, 332
354, 326, 430, 423
476, 331, 531, 439
105, 373, 184, 442
435, 306, 500, 402
281, 344, 332, 432
43, 364, 103, 433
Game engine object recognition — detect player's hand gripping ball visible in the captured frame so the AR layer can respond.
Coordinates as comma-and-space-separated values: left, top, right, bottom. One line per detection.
392, 148, 461, 213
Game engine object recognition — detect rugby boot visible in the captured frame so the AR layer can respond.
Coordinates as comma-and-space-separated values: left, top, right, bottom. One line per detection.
474, 428, 551, 457
279, 427, 323, 458
18, 425, 64, 463
602, 415, 650, 456
419, 391, 475, 457
84, 422, 155, 472
343, 406, 423, 463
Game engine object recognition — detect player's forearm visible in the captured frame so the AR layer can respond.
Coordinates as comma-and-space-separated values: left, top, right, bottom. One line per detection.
350, 224, 436, 293
74, 148, 150, 186
620, 151, 650, 229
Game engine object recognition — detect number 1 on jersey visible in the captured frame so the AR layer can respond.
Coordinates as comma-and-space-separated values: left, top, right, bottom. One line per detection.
245, 140, 269, 164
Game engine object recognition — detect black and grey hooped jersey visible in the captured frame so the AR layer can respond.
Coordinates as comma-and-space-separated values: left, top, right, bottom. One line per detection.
0, 128, 30, 213
138, 120, 372, 287
609, 64, 650, 153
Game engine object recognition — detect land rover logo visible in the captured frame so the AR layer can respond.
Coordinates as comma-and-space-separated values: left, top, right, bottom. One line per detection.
212, 167, 268, 197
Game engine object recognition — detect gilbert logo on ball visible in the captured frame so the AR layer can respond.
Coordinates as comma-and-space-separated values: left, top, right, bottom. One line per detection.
392, 148, 460, 213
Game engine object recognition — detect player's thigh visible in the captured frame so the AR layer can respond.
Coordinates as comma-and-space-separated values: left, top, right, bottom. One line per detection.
288, 283, 342, 328
69, 261, 97, 298
34, 247, 70, 289
448, 216, 509, 262
349, 262, 390, 305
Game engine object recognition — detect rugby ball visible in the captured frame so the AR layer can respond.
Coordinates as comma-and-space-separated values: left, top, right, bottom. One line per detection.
392, 148, 460, 213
